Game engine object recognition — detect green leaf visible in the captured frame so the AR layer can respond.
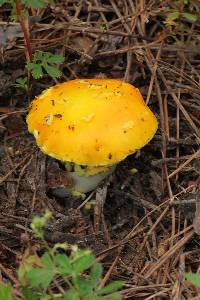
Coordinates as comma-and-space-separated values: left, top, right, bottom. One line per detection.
90, 263, 102, 287
107, 294, 122, 300
43, 65, 62, 78
98, 281, 123, 295
75, 277, 93, 296
16, 77, 27, 84
27, 267, 54, 289
27, 63, 43, 79
28, 51, 64, 79
0, 283, 12, 300
167, 11, 180, 23
55, 254, 72, 275
73, 253, 96, 274
41, 253, 54, 270
92, 296, 122, 300
22, 0, 46, 8
21, 287, 39, 300
0, 0, 8, 6
185, 272, 200, 288
64, 288, 80, 300
182, 12, 197, 22
30, 210, 52, 239
53, 296, 63, 300
32, 50, 44, 62
46, 54, 65, 64
15, 77, 28, 90
32, 51, 64, 65
52, 295, 63, 300
26, 62, 37, 70
18, 254, 39, 286
31, 65, 43, 79
27, 252, 56, 289
38, 295, 52, 300
26, 252, 55, 289
39, 295, 52, 300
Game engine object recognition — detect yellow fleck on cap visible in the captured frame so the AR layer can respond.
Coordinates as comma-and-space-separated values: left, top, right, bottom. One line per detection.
26, 79, 158, 166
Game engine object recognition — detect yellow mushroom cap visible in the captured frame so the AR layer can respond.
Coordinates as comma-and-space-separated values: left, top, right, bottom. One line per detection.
26, 79, 158, 166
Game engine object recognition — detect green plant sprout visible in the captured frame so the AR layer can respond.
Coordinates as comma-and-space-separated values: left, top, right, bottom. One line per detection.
0, 210, 123, 300
30, 209, 53, 239
0, 0, 51, 8
21, 0, 53, 8
0, 0, 51, 60
15, 77, 28, 91
164, 0, 199, 31
26, 51, 64, 79
0, 0, 63, 81
185, 272, 200, 288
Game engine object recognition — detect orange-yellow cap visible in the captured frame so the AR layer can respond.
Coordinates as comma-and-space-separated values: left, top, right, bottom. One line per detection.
27, 79, 158, 166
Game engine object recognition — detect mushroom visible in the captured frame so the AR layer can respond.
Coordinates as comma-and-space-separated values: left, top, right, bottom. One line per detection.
26, 79, 158, 194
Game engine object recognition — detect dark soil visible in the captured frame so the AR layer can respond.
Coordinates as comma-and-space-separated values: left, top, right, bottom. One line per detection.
0, 1, 200, 299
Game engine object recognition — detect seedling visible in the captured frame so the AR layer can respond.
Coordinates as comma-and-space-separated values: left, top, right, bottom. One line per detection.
185, 272, 200, 288
26, 51, 65, 79
0, 0, 50, 60
21, 0, 53, 8
15, 77, 28, 91
0, 211, 123, 300
0, 0, 64, 81
0, 0, 50, 8
164, 0, 198, 31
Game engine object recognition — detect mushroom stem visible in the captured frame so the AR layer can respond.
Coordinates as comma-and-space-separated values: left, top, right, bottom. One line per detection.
50, 164, 116, 198
69, 165, 116, 193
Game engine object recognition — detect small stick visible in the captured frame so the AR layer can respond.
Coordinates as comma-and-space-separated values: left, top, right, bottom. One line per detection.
15, 0, 32, 61
168, 149, 200, 179
0, 263, 18, 285
99, 255, 120, 288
